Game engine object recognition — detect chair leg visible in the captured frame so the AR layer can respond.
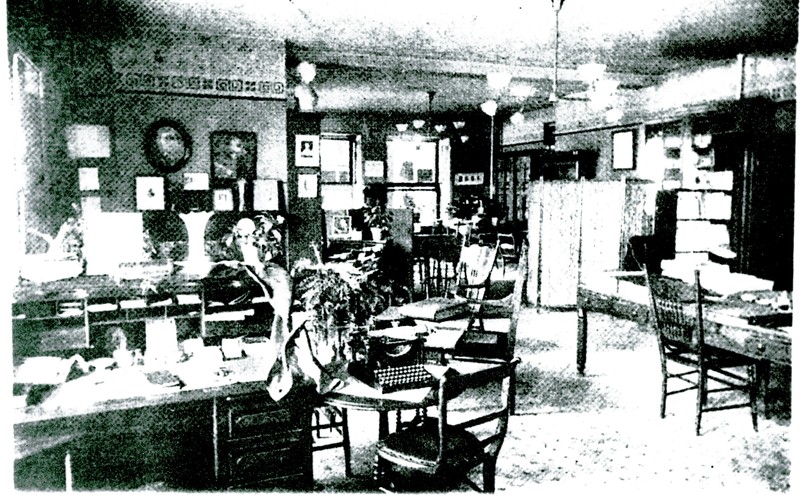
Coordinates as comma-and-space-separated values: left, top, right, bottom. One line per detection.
509, 369, 517, 416
313, 409, 322, 438
760, 360, 771, 420
660, 371, 668, 419
695, 367, 706, 436
482, 459, 496, 493
373, 453, 391, 491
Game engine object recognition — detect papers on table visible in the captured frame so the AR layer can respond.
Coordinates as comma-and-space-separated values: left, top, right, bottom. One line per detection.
368, 325, 465, 351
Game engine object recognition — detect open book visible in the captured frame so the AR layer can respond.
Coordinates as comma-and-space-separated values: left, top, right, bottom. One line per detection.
397, 297, 469, 322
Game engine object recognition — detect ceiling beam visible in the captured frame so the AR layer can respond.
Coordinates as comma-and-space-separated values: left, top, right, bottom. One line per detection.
291, 47, 660, 89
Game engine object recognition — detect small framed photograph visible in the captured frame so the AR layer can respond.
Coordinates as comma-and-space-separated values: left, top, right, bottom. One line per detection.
295, 135, 319, 167
210, 131, 257, 183
213, 189, 235, 211
612, 130, 636, 170
183, 172, 209, 190
78, 167, 100, 191
331, 215, 351, 236
144, 119, 192, 174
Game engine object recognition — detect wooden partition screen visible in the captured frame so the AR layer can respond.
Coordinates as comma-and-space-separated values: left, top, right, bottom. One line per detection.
526, 178, 655, 308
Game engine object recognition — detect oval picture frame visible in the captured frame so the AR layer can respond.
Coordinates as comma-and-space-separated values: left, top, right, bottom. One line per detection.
144, 118, 193, 174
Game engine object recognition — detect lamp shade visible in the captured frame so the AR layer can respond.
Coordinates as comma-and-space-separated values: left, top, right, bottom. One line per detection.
510, 111, 524, 125
480, 99, 498, 117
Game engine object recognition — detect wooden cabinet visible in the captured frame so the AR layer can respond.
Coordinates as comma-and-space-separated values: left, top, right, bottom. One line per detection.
214, 390, 314, 490
653, 185, 733, 267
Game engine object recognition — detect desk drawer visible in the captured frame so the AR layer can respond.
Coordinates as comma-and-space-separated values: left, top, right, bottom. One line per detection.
743, 337, 791, 365
220, 393, 306, 440
222, 441, 310, 489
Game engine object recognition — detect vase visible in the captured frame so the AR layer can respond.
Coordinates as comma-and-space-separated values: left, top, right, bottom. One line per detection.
370, 228, 383, 241
177, 211, 214, 276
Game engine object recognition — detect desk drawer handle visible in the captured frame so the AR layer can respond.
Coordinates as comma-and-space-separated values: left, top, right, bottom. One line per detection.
234, 409, 292, 430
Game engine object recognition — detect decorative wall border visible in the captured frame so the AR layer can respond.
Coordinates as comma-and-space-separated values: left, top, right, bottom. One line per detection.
116, 71, 286, 99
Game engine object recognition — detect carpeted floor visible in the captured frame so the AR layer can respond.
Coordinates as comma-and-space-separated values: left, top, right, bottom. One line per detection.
312, 308, 791, 493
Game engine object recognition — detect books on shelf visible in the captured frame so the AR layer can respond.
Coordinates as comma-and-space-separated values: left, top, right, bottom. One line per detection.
397, 297, 469, 322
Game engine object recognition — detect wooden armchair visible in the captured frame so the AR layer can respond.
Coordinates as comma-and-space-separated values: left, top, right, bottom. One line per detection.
374, 359, 520, 492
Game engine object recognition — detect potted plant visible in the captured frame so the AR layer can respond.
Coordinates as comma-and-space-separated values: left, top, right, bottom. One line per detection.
292, 251, 397, 364
363, 203, 393, 241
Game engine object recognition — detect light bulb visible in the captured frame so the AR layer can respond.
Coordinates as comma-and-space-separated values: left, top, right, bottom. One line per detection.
510, 111, 524, 125
480, 100, 497, 117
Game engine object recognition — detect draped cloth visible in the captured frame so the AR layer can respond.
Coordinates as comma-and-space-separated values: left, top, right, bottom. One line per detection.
207, 240, 343, 401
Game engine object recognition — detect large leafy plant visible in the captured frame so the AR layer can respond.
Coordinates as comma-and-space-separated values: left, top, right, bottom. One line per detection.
293, 255, 393, 333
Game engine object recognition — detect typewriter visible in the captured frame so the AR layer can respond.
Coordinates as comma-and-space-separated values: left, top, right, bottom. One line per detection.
347, 334, 436, 393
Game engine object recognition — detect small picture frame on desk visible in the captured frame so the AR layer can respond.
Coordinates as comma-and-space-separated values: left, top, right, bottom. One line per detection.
331, 215, 352, 237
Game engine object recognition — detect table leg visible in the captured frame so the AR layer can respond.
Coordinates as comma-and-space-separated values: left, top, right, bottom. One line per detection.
576, 306, 588, 376
759, 360, 771, 419
377, 411, 389, 440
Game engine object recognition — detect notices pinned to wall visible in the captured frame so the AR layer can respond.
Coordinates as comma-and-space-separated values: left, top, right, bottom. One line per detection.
135, 176, 165, 210
213, 189, 234, 211
78, 167, 100, 191
298, 174, 318, 198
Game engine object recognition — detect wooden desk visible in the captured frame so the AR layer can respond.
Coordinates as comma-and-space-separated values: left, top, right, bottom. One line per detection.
576, 271, 792, 377
14, 354, 315, 491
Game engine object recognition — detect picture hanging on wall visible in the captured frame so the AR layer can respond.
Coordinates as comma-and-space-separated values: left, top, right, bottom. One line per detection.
136, 176, 165, 210
213, 189, 235, 211
612, 130, 636, 170
144, 119, 192, 174
210, 131, 257, 184
331, 215, 352, 236
298, 173, 318, 198
295, 135, 320, 167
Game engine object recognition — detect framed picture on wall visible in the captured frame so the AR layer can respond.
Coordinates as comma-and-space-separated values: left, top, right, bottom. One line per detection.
320, 135, 354, 184
144, 119, 193, 174
612, 130, 636, 170
295, 135, 319, 167
210, 131, 257, 184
